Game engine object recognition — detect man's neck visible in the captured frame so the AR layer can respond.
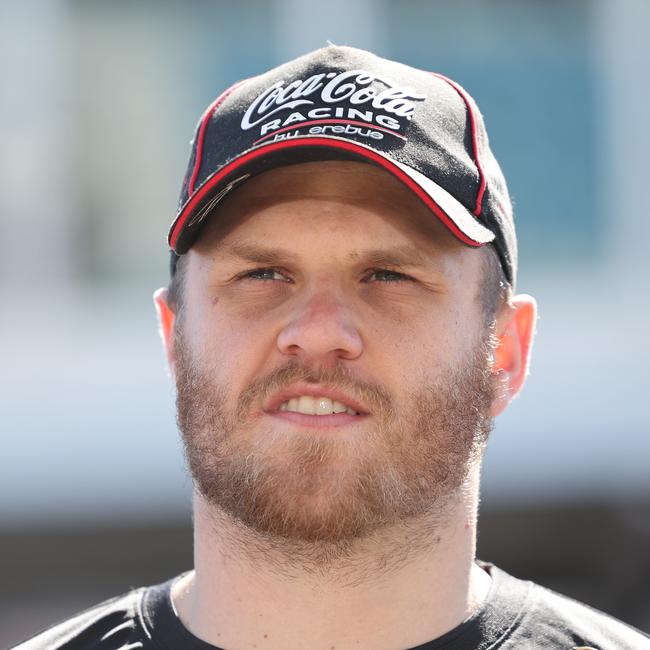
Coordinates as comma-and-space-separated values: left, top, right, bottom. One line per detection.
172, 485, 490, 650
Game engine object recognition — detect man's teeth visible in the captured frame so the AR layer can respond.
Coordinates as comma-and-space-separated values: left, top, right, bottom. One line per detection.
278, 396, 359, 416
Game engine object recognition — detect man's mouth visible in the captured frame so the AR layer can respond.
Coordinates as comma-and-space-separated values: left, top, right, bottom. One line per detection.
263, 382, 370, 422
278, 396, 361, 416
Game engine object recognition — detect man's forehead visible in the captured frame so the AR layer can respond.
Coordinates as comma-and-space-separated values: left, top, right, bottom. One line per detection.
216, 239, 433, 268
213, 161, 426, 210
194, 161, 463, 255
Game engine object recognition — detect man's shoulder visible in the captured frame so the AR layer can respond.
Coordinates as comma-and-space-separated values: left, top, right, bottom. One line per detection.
529, 584, 650, 649
494, 566, 649, 649
10, 587, 150, 650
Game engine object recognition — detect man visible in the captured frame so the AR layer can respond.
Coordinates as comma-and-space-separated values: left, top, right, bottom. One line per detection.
15, 46, 648, 649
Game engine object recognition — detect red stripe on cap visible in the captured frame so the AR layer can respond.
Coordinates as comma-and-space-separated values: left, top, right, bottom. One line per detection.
187, 79, 250, 197
169, 138, 483, 251
431, 73, 487, 218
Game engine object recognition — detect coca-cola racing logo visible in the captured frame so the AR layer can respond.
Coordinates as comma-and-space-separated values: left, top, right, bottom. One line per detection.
241, 70, 426, 144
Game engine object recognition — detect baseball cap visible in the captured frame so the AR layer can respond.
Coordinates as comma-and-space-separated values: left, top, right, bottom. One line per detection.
168, 45, 517, 286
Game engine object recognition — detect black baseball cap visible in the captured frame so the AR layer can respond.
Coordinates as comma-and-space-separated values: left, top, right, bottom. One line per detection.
168, 45, 517, 286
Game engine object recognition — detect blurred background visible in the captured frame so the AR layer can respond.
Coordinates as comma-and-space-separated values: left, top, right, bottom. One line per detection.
1, 0, 649, 645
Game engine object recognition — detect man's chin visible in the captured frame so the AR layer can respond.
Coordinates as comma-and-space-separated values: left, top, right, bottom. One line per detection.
201, 462, 391, 543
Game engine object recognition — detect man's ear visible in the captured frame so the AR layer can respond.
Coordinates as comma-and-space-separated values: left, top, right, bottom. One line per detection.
490, 294, 537, 417
153, 288, 176, 374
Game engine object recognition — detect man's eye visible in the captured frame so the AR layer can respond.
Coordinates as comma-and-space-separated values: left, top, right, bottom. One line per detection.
240, 267, 289, 282
237, 268, 412, 284
366, 269, 413, 283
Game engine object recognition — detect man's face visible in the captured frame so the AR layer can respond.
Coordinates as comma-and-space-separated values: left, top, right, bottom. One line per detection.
172, 161, 496, 544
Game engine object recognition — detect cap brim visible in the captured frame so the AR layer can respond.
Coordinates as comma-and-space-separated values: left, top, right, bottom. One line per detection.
168, 136, 496, 253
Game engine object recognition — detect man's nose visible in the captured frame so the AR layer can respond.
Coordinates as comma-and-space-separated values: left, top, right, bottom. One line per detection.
276, 288, 363, 363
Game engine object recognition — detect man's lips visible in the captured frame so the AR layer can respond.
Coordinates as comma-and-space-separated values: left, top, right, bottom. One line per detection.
266, 409, 368, 429
263, 382, 370, 416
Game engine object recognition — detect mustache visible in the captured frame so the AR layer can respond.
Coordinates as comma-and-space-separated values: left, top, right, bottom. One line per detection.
235, 360, 395, 422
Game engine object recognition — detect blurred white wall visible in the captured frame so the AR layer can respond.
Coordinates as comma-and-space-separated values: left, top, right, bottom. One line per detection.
0, 0, 75, 286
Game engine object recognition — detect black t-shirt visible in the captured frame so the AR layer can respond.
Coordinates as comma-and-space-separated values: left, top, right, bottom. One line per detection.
11, 563, 649, 649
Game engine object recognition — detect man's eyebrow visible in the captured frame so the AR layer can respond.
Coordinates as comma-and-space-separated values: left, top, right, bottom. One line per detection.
349, 246, 429, 267
221, 242, 430, 267
221, 242, 300, 265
